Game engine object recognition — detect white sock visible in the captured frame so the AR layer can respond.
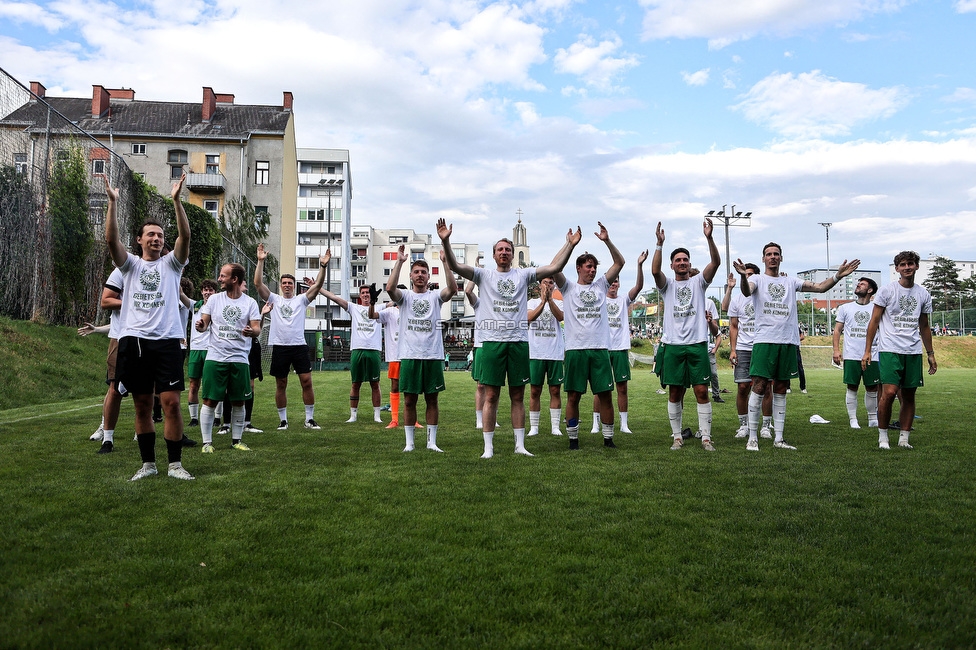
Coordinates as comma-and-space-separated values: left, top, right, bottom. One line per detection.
865, 391, 879, 423
201, 405, 215, 444
620, 411, 630, 432
214, 402, 224, 420
879, 428, 889, 446
231, 405, 245, 441
374, 406, 382, 422
591, 412, 601, 432
567, 422, 579, 440
738, 413, 748, 428
697, 402, 712, 439
762, 415, 772, 430
748, 391, 762, 442
772, 393, 787, 442
427, 424, 442, 451
602, 422, 614, 440
899, 430, 911, 446
482, 431, 494, 458
667, 401, 683, 438
846, 389, 859, 421
103, 429, 114, 444
549, 408, 562, 433
529, 411, 540, 430
476, 410, 483, 429
404, 425, 415, 451
188, 403, 198, 419
277, 407, 287, 422
305, 405, 315, 422
514, 428, 532, 455
347, 407, 358, 422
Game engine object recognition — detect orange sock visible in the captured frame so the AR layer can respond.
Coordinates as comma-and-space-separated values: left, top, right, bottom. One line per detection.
390, 392, 400, 423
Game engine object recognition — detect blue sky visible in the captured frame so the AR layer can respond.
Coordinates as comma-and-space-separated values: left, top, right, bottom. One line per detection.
3, 0, 976, 295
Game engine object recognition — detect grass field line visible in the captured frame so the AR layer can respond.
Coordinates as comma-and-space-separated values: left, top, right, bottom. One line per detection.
0, 400, 103, 425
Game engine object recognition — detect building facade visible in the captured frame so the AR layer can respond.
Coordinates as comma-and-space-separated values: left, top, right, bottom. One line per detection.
4, 82, 297, 267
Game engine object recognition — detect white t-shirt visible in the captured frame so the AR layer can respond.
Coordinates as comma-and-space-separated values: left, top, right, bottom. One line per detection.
472, 266, 538, 343
606, 295, 633, 351
468, 291, 483, 348
705, 300, 719, 348
527, 297, 564, 361
396, 290, 444, 360
873, 282, 933, 354
201, 291, 261, 364
267, 292, 311, 346
835, 301, 878, 361
346, 302, 382, 351
750, 274, 805, 346
728, 291, 756, 351
104, 267, 124, 340
559, 275, 610, 351
117, 252, 188, 340
190, 299, 211, 352
660, 275, 710, 345
378, 305, 400, 362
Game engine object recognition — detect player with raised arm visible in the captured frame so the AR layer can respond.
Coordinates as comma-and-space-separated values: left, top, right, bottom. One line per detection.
723, 269, 773, 439
527, 276, 565, 437
651, 219, 721, 452
253, 243, 327, 430
832, 277, 880, 429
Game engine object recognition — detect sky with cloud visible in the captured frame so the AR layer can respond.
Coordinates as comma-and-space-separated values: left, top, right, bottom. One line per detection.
3, 0, 976, 294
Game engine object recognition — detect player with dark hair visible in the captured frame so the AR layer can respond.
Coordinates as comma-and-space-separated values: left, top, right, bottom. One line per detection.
832, 277, 880, 429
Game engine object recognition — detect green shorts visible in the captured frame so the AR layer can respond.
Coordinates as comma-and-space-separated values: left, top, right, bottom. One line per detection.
399, 359, 446, 395
201, 361, 252, 402
529, 359, 564, 386
478, 341, 530, 387
187, 349, 207, 380
658, 342, 711, 388
563, 349, 614, 395
350, 349, 381, 383
750, 343, 799, 382
878, 352, 924, 389
843, 359, 880, 387
471, 347, 481, 383
609, 350, 631, 383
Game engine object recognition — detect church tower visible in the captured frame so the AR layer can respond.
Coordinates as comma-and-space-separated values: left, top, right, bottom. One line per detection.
513, 209, 530, 268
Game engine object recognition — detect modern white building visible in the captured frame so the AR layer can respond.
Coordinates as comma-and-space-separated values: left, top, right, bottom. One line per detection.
888, 258, 976, 284
797, 267, 884, 303
293, 148, 352, 331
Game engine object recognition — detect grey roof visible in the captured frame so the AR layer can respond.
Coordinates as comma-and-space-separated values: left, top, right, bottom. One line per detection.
1, 97, 291, 140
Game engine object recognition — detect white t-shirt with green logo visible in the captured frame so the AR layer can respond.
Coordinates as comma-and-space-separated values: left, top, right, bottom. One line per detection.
874, 282, 932, 355
267, 292, 310, 346
559, 276, 610, 351
201, 291, 260, 364
395, 290, 443, 360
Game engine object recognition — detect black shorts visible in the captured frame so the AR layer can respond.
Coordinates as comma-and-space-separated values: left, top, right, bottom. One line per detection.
270, 344, 312, 377
116, 336, 185, 395
249, 339, 264, 381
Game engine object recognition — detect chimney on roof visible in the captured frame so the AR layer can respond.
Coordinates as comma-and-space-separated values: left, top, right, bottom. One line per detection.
215, 93, 235, 104
283, 91, 293, 112
92, 85, 110, 118
30, 81, 46, 98
202, 86, 217, 122
107, 88, 135, 101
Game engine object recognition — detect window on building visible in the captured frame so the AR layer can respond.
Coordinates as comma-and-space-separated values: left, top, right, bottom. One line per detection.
452, 248, 465, 263
432, 267, 439, 275
131, 143, 146, 155
389, 235, 408, 244
355, 248, 367, 258
451, 298, 465, 316
411, 252, 424, 262
384, 269, 391, 276
92, 159, 105, 175
255, 206, 268, 215
89, 197, 107, 226
298, 257, 321, 270
383, 251, 398, 261
135, 172, 146, 180
14, 153, 27, 174
204, 200, 219, 220
331, 208, 342, 221
255, 160, 269, 185
168, 149, 187, 179
206, 154, 220, 174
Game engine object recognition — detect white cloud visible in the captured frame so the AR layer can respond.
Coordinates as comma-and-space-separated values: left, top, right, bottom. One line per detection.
681, 68, 710, 86
731, 70, 909, 138
943, 87, 976, 104
851, 194, 887, 203
955, 0, 976, 13
0, 1, 63, 30
553, 33, 640, 90
638, 0, 911, 47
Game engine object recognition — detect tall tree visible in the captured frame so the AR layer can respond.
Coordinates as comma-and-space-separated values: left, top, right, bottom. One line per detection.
922, 256, 961, 313
48, 143, 93, 323
220, 196, 278, 291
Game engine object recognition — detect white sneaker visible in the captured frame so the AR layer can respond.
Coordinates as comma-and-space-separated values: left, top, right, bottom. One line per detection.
801, 389, 807, 394
849, 419, 861, 429
746, 439, 759, 452
90, 426, 104, 441
656, 388, 666, 395
167, 462, 195, 480
243, 425, 263, 434
734, 425, 748, 439
773, 440, 797, 450
786, 389, 792, 394
130, 462, 158, 481
305, 419, 321, 430
345, 416, 357, 423
133, 433, 138, 442
759, 426, 772, 439
670, 438, 683, 450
